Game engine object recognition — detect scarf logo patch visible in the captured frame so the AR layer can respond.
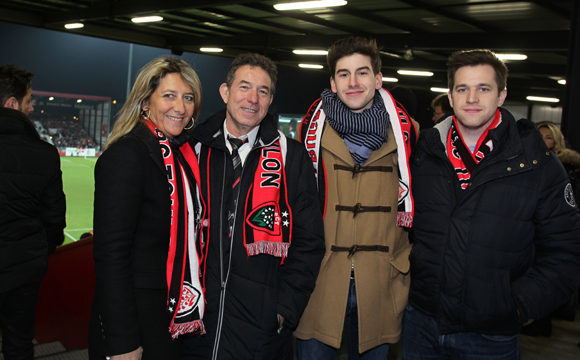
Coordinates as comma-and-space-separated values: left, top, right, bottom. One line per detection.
565, 183, 576, 208
398, 182, 409, 204
174, 282, 201, 318
247, 202, 282, 235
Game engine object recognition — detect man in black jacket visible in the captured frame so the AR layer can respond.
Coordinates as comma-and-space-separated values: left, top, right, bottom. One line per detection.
402, 50, 580, 359
182, 53, 325, 360
0, 64, 66, 360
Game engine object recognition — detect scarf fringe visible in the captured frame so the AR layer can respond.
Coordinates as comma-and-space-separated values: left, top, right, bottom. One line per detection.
397, 212, 413, 227
170, 320, 205, 339
247, 241, 289, 258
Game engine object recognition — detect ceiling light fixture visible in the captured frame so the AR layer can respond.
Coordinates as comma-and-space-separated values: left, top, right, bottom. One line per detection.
526, 96, 559, 103
299, 64, 324, 69
293, 50, 328, 55
495, 54, 527, 60
64, 23, 84, 29
380, 51, 403, 59
200, 47, 223, 52
131, 16, 163, 23
77, 99, 82, 103
48, 97, 54, 101
431, 87, 449, 93
397, 70, 434, 76
274, 1, 347, 11
382, 77, 398, 82
558, 79, 566, 85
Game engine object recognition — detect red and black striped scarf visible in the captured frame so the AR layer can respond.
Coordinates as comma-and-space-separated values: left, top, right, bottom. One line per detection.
243, 139, 292, 260
447, 109, 501, 189
146, 121, 206, 338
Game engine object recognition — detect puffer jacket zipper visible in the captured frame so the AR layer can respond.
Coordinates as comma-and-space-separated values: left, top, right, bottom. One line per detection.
211, 134, 280, 360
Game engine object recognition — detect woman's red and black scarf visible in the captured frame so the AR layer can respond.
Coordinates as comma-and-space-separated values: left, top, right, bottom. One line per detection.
146, 121, 206, 338
447, 109, 501, 189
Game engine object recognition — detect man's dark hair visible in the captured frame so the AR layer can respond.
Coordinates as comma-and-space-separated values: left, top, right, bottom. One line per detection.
327, 37, 382, 78
431, 93, 452, 114
447, 49, 508, 93
225, 53, 278, 95
0, 64, 34, 107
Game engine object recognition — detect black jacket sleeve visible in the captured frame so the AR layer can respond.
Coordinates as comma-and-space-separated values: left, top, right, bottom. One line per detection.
276, 140, 325, 329
39, 148, 66, 255
512, 154, 580, 321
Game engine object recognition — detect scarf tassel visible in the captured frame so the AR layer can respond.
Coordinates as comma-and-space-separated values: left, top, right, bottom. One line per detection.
170, 320, 205, 339
397, 212, 413, 228
246, 241, 289, 258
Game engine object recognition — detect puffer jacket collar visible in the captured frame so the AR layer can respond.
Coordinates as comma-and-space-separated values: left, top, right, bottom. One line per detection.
417, 107, 550, 188
0, 107, 40, 139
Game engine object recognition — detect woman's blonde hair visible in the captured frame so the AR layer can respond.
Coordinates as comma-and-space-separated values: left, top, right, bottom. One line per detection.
536, 121, 580, 168
537, 121, 566, 155
105, 56, 202, 150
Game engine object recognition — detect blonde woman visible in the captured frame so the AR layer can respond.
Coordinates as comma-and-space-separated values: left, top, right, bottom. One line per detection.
88, 56, 205, 360
537, 121, 580, 201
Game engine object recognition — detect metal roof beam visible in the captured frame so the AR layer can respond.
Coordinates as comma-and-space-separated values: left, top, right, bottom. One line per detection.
42, 0, 257, 24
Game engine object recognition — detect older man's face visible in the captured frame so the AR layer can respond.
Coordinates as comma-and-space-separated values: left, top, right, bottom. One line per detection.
220, 65, 273, 138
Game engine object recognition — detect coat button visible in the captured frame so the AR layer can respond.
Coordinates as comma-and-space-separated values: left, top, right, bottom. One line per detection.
507, 167, 512, 171
520, 163, 525, 168
533, 160, 538, 164
546, 151, 550, 156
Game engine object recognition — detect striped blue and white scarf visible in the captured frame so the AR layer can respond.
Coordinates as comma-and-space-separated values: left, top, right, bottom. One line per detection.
321, 89, 389, 165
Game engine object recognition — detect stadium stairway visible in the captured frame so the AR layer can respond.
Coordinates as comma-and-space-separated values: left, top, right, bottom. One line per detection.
0, 337, 88, 360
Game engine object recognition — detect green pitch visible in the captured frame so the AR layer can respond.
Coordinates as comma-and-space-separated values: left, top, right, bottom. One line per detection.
60, 156, 97, 245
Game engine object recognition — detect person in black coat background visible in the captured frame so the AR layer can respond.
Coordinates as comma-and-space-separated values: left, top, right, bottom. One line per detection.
0, 64, 66, 360
88, 56, 205, 360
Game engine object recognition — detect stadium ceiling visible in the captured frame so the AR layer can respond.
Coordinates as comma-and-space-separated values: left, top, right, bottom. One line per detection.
0, 0, 575, 101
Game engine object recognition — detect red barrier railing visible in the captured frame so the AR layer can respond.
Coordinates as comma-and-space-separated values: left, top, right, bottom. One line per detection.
35, 237, 94, 349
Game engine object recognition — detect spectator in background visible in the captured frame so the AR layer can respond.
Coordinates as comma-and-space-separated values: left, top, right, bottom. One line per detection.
0, 64, 66, 360
288, 118, 297, 139
431, 92, 452, 123
89, 56, 204, 360
537, 121, 580, 201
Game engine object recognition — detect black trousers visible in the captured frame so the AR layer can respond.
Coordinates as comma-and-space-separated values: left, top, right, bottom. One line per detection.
0, 281, 41, 360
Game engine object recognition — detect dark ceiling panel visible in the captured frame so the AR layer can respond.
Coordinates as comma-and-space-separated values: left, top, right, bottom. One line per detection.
0, 0, 574, 100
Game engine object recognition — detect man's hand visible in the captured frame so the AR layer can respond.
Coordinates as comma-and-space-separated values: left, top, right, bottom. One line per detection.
110, 346, 143, 360
277, 314, 285, 334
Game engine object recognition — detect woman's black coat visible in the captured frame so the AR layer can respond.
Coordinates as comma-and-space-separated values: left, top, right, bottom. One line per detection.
88, 123, 173, 356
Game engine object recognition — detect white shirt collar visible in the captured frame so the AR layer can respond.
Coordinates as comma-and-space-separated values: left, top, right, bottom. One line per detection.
223, 119, 260, 165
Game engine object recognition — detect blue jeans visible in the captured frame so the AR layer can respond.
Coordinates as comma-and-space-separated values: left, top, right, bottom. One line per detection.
296, 279, 390, 360
402, 304, 520, 360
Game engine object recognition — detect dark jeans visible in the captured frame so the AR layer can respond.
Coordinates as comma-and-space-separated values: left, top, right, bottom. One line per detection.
0, 282, 41, 360
296, 279, 390, 360
402, 304, 520, 360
